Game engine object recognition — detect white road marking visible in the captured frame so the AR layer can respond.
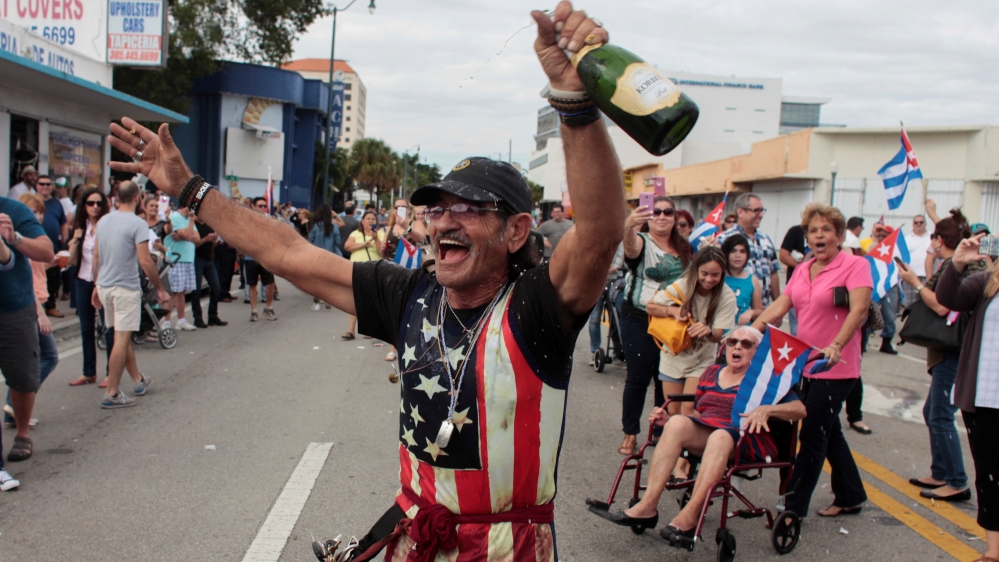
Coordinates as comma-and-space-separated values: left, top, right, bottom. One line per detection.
242, 442, 334, 562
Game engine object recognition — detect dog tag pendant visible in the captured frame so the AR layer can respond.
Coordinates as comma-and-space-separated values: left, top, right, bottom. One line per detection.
436, 420, 454, 448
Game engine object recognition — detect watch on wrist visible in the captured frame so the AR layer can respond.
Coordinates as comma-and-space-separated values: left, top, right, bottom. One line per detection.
11, 231, 23, 246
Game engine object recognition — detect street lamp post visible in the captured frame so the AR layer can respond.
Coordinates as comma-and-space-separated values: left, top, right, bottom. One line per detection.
322, 0, 375, 205
401, 144, 419, 198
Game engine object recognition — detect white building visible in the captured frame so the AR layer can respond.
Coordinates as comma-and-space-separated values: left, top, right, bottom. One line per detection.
527, 70, 829, 202
282, 59, 367, 153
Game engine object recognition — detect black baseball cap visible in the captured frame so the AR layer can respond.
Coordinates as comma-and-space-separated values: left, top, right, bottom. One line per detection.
410, 157, 532, 215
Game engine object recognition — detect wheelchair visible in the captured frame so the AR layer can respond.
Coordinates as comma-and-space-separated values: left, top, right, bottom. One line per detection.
586, 394, 802, 561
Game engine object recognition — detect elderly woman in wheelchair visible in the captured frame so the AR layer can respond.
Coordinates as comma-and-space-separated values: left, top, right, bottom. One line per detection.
610, 325, 807, 546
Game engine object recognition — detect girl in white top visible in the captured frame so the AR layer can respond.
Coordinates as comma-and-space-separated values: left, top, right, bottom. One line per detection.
648, 246, 737, 416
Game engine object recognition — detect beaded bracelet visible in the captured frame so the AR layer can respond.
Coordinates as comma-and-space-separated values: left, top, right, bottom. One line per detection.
549, 96, 597, 114
178, 175, 204, 208
188, 181, 215, 216
557, 105, 601, 127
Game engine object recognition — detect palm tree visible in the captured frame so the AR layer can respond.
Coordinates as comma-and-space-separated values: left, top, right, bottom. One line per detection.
351, 138, 400, 204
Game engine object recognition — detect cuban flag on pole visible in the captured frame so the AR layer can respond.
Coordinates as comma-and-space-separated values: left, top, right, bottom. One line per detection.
865, 228, 911, 303
690, 194, 728, 252
731, 326, 812, 430
877, 127, 922, 210
265, 166, 274, 216
394, 237, 423, 269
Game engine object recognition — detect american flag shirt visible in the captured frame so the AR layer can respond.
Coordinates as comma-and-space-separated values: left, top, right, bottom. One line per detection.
375, 270, 574, 562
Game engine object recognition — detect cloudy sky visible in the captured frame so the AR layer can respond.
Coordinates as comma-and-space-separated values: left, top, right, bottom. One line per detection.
291, 0, 999, 172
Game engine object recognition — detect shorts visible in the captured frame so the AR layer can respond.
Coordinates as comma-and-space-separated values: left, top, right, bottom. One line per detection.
170, 261, 197, 293
96, 285, 142, 332
0, 306, 41, 393
244, 260, 275, 286
659, 372, 684, 385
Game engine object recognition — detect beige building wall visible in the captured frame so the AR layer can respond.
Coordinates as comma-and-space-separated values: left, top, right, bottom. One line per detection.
281, 59, 367, 152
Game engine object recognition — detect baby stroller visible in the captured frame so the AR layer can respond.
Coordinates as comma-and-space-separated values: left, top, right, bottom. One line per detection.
130, 253, 179, 349
585, 393, 803, 561
592, 276, 626, 373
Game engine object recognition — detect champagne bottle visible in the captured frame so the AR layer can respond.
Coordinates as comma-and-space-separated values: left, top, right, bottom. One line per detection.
572, 44, 698, 156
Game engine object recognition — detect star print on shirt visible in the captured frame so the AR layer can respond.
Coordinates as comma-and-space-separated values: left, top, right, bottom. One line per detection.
414, 374, 447, 400
410, 404, 425, 427
446, 345, 466, 370
423, 437, 448, 462
421, 319, 439, 343
451, 407, 474, 432
402, 427, 417, 448
401, 344, 417, 368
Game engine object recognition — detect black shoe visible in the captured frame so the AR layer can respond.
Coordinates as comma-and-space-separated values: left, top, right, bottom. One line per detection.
208, 318, 228, 326
879, 339, 898, 355
849, 422, 873, 435
193, 319, 209, 329
920, 488, 971, 502
243, 299, 250, 304
609, 510, 659, 529
908, 478, 945, 489
659, 525, 696, 549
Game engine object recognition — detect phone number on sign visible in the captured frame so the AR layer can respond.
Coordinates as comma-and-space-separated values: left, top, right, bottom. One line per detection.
108, 49, 160, 62
30, 26, 75, 45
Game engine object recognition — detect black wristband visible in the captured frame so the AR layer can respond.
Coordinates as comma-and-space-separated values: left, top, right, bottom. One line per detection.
188, 182, 214, 215
179, 175, 204, 208
558, 106, 601, 128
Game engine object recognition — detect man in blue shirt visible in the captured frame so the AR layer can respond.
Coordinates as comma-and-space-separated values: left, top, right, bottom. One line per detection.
0, 197, 56, 488
35, 176, 67, 317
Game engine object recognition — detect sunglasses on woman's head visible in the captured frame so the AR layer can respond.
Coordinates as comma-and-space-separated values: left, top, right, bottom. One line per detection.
726, 337, 757, 349
652, 208, 675, 217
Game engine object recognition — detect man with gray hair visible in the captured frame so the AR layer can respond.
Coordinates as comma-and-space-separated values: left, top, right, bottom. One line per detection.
716, 193, 781, 306
92, 181, 170, 409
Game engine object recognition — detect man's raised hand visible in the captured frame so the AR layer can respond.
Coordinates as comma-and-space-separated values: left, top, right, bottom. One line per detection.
531, 1, 608, 93
107, 117, 193, 198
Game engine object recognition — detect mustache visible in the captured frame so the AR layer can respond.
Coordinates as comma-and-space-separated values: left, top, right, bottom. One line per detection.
433, 231, 473, 248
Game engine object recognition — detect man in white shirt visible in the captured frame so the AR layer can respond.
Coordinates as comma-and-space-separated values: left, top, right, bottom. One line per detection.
844, 216, 863, 255
7, 166, 37, 200
903, 214, 932, 307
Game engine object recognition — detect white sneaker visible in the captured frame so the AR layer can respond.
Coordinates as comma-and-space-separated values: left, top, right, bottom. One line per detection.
0, 469, 19, 491
161, 320, 171, 329
311, 303, 321, 311
176, 320, 197, 331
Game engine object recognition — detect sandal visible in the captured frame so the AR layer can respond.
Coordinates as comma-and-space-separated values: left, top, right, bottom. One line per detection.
817, 504, 862, 517
7, 435, 32, 462
341, 332, 355, 341
618, 434, 637, 455
69, 376, 97, 386
385, 352, 397, 361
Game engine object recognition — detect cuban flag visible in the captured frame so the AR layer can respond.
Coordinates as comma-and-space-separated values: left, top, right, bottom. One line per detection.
865, 228, 911, 302
877, 128, 923, 210
731, 326, 812, 429
265, 166, 274, 215
690, 195, 728, 252
394, 237, 423, 269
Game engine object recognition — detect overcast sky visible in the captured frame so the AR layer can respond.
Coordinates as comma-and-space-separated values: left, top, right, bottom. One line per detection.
291, 0, 999, 173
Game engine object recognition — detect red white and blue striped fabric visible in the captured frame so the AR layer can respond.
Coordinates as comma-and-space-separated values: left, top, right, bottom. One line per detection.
394, 237, 423, 270
386, 287, 563, 562
877, 128, 922, 210
690, 195, 727, 252
864, 228, 910, 302
730, 326, 811, 429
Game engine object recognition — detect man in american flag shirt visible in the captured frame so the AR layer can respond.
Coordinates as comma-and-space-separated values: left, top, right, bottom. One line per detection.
103, 3, 623, 559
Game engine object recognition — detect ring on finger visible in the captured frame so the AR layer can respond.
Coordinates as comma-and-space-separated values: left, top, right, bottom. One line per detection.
129, 127, 137, 135
133, 150, 144, 162
591, 18, 603, 27
138, 140, 146, 150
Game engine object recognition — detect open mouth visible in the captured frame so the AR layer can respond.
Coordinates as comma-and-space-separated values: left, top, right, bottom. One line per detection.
730, 349, 745, 362
437, 236, 472, 264
813, 241, 829, 253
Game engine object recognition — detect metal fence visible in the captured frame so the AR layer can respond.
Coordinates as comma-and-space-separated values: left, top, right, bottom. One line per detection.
832, 177, 965, 228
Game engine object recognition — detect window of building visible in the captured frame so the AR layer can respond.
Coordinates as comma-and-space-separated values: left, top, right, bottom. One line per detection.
724, 129, 735, 133
344, 83, 352, 90
753, 130, 764, 134
726, 107, 736, 111
780, 103, 821, 128
346, 106, 350, 111
345, 94, 351, 101
345, 127, 350, 132
345, 138, 350, 142
346, 116, 350, 121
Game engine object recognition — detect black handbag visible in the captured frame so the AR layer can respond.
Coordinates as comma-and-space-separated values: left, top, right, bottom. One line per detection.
898, 300, 967, 351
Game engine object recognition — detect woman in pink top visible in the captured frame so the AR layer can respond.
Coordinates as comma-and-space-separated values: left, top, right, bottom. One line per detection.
752, 203, 873, 519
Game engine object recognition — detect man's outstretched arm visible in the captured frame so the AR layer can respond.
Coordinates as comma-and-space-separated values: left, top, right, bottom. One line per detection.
106, 119, 356, 314
533, 2, 626, 323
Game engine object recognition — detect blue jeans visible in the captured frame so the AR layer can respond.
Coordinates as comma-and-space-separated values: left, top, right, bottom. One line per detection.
879, 285, 899, 340
191, 257, 221, 323
588, 293, 606, 353
4, 328, 57, 424
923, 352, 967, 489
74, 277, 114, 379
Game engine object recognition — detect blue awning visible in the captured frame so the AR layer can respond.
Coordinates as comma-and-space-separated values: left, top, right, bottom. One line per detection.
0, 48, 188, 124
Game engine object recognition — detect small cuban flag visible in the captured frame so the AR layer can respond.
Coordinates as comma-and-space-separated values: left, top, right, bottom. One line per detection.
731, 326, 813, 429
394, 237, 423, 269
865, 228, 910, 303
877, 127, 923, 211
690, 195, 728, 252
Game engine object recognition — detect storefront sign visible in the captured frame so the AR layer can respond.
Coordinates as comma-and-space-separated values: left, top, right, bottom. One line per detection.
0, 0, 108, 62
48, 124, 103, 186
0, 17, 112, 85
329, 81, 344, 145
106, 0, 166, 66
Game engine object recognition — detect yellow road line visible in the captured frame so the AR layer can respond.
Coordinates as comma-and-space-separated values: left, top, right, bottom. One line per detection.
852, 451, 985, 541
822, 462, 983, 561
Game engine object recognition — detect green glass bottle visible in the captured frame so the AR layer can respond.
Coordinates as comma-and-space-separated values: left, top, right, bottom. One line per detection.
572, 43, 698, 156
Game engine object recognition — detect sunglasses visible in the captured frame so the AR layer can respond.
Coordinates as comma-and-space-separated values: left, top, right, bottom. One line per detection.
743, 207, 767, 215
255, 205, 268, 209
726, 337, 757, 349
37, 182, 53, 187
677, 222, 690, 228
725, 219, 736, 224
652, 207, 675, 217
913, 221, 925, 225
85, 200, 103, 207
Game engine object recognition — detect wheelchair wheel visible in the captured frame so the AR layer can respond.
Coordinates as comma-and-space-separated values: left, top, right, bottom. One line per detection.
716, 529, 736, 562
131, 332, 146, 345
159, 328, 178, 349
593, 349, 605, 373
770, 511, 801, 555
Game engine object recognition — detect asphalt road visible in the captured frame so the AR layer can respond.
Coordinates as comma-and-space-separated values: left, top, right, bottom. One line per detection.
0, 282, 987, 561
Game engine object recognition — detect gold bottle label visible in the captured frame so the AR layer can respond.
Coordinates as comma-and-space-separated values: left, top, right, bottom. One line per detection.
611, 63, 682, 116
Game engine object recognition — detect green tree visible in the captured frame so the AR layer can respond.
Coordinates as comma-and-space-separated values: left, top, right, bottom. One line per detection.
527, 180, 545, 206
313, 143, 356, 205
396, 153, 442, 197
351, 138, 401, 204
